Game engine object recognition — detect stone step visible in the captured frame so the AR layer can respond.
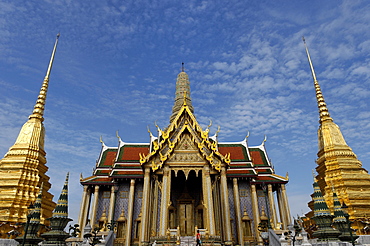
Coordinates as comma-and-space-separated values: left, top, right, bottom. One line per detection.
180, 236, 196, 246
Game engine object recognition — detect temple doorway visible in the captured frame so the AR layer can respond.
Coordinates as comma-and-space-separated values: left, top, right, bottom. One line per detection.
171, 170, 202, 236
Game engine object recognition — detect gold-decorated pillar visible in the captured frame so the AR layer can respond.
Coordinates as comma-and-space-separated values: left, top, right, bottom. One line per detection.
203, 165, 215, 235
277, 187, 287, 230
126, 179, 136, 246
159, 166, 171, 236
220, 167, 232, 244
78, 185, 91, 237
151, 176, 159, 237
250, 184, 260, 238
233, 178, 243, 246
90, 185, 100, 227
267, 184, 278, 229
281, 184, 291, 225
140, 167, 151, 245
108, 185, 117, 222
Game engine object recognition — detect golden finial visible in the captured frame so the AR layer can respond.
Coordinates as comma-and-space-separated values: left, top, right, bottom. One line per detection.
29, 33, 60, 121
302, 36, 332, 123
216, 126, 221, 136
207, 120, 212, 130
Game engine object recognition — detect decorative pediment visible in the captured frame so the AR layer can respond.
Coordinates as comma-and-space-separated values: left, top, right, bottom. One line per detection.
139, 101, 230, 172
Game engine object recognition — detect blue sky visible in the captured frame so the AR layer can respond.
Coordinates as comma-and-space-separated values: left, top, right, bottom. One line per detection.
1, 0, 370, 224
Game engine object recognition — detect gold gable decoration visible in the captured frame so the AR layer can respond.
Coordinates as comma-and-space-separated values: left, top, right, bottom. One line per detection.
139, 96, 230, 172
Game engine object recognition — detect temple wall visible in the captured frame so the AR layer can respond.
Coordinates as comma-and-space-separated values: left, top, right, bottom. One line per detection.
114, 182, 130, 221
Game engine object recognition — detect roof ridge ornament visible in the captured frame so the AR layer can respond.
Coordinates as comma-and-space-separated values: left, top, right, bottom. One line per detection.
302, 36, 333, 123
262, 135, 267, 145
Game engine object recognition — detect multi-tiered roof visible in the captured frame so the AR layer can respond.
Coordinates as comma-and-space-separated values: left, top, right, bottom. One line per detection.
81, 68, 288, 186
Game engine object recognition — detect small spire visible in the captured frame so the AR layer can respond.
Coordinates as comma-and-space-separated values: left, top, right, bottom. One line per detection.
312, 178, 331, 216
29, 33, 60, 122
30, 185, 43, 224
181, 62, 185, 72
52, 172, 69, 218
302, 37, 333, 123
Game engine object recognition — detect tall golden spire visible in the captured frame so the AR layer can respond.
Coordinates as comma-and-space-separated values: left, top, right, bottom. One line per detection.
303, 38, 370, 233
29, 33, 60, 122
0, 35, 59, 234
302, 37, 332, 123
170, 63, 194, 123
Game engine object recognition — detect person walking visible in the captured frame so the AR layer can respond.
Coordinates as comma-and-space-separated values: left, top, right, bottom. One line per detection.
196, 230, 201, 246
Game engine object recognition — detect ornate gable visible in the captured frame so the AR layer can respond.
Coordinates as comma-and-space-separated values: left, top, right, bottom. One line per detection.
140, 98, 230, 172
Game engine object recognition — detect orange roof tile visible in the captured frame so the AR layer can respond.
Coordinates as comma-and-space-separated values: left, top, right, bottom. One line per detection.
119, 146, 149, 161
219, 146, 246, 161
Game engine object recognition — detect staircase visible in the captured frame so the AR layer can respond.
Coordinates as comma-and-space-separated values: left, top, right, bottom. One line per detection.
180, 236, 196, 246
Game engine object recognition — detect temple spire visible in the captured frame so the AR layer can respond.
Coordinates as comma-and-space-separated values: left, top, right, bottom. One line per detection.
29, 33, 60, 121
170, 63, 194, 122
53, 172, 69, 218
302, 37, 332, 123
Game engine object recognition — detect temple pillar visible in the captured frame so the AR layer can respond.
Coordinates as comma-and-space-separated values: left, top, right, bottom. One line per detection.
220, 167, 232, 244
151, 176, 159, 237
126, 179, 136, 246
159, 166, 171, 236
268, 184, 278, 229
108, 185, 117, 222
250, 184, 260, 239
233, 178, 243, 246
90, 185, 100, 227
78, 185, 91, 237
203, 165, 215, 235
277, 186, 287, 229
281, 184, 291, 225
140, 167, 151, 245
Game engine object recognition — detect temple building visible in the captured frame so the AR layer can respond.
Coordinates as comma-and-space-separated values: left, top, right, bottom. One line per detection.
303, 38, 370, 234
0, 35, 59, 236
78, 66, 292, 245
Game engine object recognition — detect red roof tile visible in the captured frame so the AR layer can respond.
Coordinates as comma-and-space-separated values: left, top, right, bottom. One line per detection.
100, 151, 117, 167
219, 146, 246, 161
119, 146, 149, 161
250, 150, 264, 165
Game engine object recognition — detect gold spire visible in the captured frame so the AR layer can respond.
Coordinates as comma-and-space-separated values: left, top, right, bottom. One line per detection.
302, 37, 332, 123
170, 63, 194, 123
0, 35, 58, 232
29, 33, 60, 122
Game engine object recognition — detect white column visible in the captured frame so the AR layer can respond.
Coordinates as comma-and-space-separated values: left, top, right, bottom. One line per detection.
78, 185, 91, 237
233, 178, 243, 246
268, 184, 278, 229
203, 165, 215, 235
90, 185, 100, 227
220, 167, 232, 244
277, 186, 287, 230
281, 184, 291, 225
108, 185, 117, 222
125, 179, 136, 246
159, 166, 171, 236
140, 167, 151, 245
251, 184, 260, 238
